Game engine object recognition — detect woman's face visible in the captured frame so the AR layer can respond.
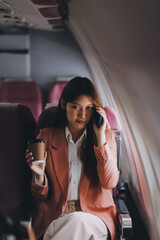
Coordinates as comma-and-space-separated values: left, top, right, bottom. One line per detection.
65, 95, 94, 133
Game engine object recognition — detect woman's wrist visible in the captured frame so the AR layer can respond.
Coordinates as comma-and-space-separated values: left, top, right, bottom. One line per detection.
97, 135, 106, 147
35, 174, 44, 185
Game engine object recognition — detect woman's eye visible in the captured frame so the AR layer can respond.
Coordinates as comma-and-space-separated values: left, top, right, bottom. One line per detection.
86, 107, 94, 111
72, 105, 79, 109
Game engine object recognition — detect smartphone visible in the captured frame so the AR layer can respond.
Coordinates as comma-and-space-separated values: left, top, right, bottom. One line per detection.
93, 108, 103, 128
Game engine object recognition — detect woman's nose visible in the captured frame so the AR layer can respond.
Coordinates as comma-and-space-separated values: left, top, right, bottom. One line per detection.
79, 109, 86, 119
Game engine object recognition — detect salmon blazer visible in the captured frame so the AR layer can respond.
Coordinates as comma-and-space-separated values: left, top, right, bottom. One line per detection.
31, 128, 119, 240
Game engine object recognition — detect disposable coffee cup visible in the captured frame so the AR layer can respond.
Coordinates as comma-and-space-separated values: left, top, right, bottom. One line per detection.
28, 139, 45, 162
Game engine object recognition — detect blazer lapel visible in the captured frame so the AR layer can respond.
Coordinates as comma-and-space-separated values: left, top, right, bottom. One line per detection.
49, 129, 69, 199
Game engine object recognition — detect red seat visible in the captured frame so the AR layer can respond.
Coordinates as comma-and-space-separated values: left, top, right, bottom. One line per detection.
48, 81, 67, 104
0, 81, 42, 121
104, 107, 121, 130
36, 106, 57, 135
0, 103, 36, 222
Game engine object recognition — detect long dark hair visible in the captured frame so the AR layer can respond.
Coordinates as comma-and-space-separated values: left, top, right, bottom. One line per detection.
53, 77, 103, 186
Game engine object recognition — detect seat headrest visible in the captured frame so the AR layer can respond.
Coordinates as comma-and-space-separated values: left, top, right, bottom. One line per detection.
104, 107, 121, 131
48, 81, 67, 103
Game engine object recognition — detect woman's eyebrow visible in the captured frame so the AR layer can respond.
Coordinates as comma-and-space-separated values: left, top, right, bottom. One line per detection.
70, 102, 80, 105
71, 102, 94, 107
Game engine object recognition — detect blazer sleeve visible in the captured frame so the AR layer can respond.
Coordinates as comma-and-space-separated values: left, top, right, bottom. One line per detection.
30, 128, 49, 201
94, 129, 119, 189
31, 175, 49, 201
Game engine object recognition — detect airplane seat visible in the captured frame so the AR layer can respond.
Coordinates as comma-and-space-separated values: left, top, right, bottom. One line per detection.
0, 81, 43, 121
104, 106, 121, 130
48, 81, 67, 103
36, 106, 57, 135
104, 106, 121, 167
36, 105, 132, 239
0, 103, 36, 225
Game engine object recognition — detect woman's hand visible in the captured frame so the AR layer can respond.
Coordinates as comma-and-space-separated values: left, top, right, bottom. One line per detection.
25, 149, 47, 184
93, 107, 110, 147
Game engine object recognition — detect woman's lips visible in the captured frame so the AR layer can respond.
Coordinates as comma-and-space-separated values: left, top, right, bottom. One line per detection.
76, 120, 86, 124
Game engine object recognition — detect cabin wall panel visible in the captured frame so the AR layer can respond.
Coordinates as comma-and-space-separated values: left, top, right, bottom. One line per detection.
0, 34, 30, 79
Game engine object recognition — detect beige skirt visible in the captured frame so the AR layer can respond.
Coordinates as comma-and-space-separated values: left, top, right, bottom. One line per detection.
43, 210, 108, 240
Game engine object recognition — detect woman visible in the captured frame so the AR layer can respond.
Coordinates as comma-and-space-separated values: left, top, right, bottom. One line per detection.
26, 77, 119, 240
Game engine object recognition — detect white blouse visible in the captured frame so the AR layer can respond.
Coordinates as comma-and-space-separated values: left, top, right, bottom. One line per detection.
65, 127, 86, 201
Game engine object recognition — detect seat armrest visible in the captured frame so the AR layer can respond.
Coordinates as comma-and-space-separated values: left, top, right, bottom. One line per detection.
115, 199, 132, 240
113, 173, 127, 200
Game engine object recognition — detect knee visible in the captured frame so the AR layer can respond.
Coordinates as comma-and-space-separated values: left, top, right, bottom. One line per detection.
69, 212, 86, 224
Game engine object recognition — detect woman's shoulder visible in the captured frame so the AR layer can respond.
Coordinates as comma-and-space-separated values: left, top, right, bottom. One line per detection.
37, 127, 55, 141
38, 127, 64, 140
38, 127, 55, 136
40, 127, 55, 134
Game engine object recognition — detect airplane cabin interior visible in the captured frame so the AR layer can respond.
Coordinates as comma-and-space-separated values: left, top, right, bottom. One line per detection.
0, 0, 160, 240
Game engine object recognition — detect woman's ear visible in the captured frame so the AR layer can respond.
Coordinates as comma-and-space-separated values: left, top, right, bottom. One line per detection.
60, 98, 66, 110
